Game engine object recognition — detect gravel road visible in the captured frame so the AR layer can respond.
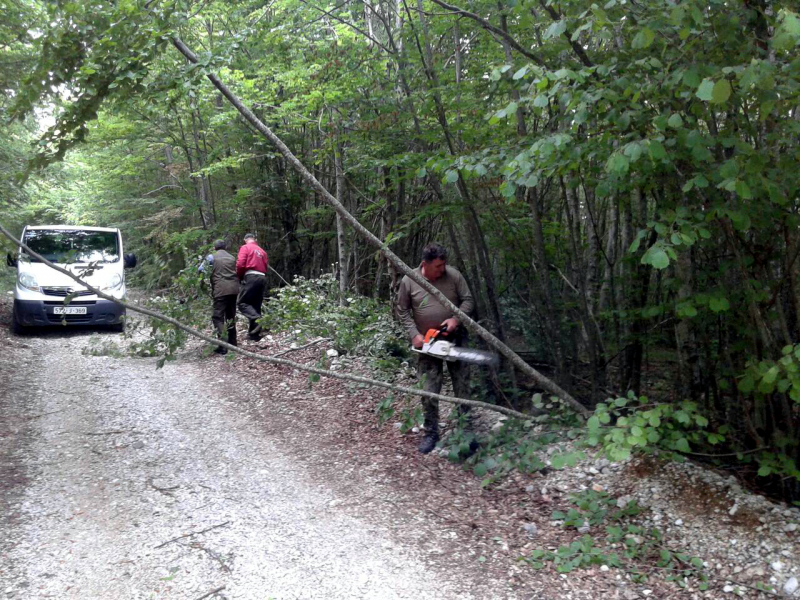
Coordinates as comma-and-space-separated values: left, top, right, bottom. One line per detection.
0, 327, 495, 600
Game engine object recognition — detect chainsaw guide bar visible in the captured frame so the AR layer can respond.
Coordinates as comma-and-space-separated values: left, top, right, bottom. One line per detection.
412, 328, 499, 366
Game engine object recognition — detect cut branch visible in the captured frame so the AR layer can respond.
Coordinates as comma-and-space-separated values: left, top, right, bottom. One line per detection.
0, 222, 529, 421
154, 521, 231, 549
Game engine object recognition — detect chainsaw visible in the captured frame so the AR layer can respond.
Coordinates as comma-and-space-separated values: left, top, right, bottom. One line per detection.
412, 325, 499, 366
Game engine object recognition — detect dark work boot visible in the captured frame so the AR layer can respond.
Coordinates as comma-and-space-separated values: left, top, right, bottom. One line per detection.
248, 321, 263, 341
419, 433, 439, 454
214, 345, 228, 355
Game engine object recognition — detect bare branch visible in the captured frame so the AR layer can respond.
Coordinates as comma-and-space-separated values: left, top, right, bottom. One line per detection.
142, 184, 182, 196
297, 0, 396, 54
425, 0, 546, 66
154, 521, 231, 549
0, 222, 530, 420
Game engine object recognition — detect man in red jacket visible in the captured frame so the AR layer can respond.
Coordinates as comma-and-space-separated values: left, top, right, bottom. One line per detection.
236, 233, 268, 340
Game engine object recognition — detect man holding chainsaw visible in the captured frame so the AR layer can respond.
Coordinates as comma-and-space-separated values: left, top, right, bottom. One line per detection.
397, 242, 475, 454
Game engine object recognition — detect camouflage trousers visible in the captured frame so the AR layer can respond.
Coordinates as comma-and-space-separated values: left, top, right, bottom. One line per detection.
417, 352, 471, 434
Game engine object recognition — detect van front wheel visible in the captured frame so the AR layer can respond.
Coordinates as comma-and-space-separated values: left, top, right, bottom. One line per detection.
109, 320, 125, 333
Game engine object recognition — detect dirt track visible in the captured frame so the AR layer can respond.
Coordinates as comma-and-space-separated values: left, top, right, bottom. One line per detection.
0, 327, 513, 599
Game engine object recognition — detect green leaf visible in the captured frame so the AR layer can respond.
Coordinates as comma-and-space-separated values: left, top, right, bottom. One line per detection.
762, 366, 780, 384
757, 465, 772, 477
513, 66, 529, 80
444, 170, 459, 183
695, 79, 715, 101
632, 27, 655, 49
735, 180, 753, 199
606, 153, 630, 174
709, 296, 730, 313
533, 95, 549, 108
675, 437, 691, 453
544, 20, 567, 39
641, 246, 670, 269
623, 142, 643, 162
474, 462, 488, 477
667, 113, 683, 129
711, 79, 732, 104
649, 140, 667, 161
738, 375, 755, 393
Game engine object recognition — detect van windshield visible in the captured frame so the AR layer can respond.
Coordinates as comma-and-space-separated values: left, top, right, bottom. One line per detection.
23, 229, 120, 264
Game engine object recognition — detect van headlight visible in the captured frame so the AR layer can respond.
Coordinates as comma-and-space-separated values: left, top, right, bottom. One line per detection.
102, 273, 123, 291
18, 272, 41, 292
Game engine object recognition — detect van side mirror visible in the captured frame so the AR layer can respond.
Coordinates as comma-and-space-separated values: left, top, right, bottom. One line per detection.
6, 252, 17, 268
124, 253, 137, 269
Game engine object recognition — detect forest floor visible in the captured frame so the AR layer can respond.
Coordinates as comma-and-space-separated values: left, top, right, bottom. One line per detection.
1, 292, 798, 600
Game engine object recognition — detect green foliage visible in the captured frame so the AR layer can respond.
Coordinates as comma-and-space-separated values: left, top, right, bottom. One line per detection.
6, 0, 800, 507
260, 272, 410, 373
585, 393, 724, 462
126, 253, 211, 367
735, 345, 800, 484
525, 490, 708, 588
447, 395, 586, 487
552, 490, 642, 530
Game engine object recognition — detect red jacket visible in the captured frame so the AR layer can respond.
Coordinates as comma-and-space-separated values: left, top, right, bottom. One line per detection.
236, 242, 268, 279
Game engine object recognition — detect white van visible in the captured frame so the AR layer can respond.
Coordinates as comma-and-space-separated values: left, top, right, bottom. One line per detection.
6, 225, 137, 333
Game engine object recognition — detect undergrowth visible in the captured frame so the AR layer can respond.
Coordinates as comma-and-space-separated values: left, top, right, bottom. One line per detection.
259, 272, 411, 377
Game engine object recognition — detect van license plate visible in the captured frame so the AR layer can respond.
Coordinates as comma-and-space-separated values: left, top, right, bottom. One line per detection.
53, 306, 87, 315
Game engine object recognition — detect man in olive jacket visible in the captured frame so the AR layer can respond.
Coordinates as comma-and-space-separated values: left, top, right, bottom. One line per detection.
397, 242, 475, 454
209, 240, 239, 354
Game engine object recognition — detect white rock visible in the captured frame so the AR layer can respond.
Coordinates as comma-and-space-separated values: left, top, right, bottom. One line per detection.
728, 504, 739, 516
522, 523, 538, 536
771, 560, 784, 572
723, 585, 735, 593
674, 519, 683, 526
785, 523, 798, 533
783, 577, 799, 595
326, 348, 339, 358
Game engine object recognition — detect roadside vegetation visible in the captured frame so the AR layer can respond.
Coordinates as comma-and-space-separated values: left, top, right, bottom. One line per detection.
0, 0, 798, 514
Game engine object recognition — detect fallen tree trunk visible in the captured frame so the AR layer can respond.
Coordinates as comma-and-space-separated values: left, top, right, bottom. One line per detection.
168, 36, 589, 418
0, 222, 527, 420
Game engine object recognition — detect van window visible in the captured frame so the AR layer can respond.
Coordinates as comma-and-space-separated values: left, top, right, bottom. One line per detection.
23, 230, 120, 264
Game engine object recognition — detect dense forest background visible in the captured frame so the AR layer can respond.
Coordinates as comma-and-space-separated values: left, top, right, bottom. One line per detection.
1, 0, 798, 501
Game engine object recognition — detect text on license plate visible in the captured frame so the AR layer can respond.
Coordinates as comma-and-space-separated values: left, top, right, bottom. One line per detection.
53, 306, 87, 315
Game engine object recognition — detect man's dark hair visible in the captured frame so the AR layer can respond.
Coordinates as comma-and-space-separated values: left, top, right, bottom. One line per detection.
422, 242, 448, 262
213, 239, 227, 250
244, 233, 255, 241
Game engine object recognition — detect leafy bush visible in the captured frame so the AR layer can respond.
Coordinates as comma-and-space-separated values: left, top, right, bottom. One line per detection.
126, 251, 212, 366
585, 393, 726, 462
525, 489, 710, 589
260, 272, 411, 372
